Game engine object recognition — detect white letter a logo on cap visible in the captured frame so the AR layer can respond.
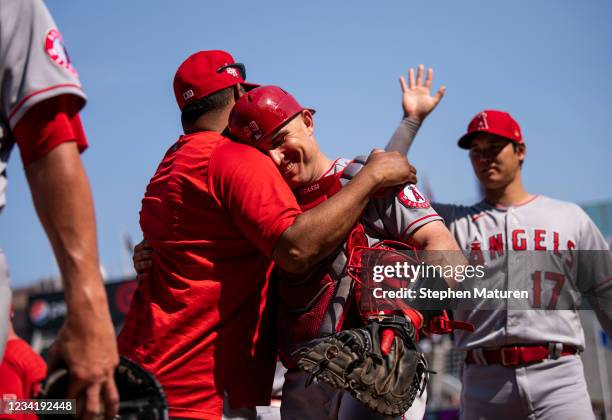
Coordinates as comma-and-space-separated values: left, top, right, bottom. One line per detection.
476, 112, 489, 130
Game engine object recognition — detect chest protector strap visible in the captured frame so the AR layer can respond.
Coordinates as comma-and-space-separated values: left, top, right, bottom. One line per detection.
275, 158, 369, 361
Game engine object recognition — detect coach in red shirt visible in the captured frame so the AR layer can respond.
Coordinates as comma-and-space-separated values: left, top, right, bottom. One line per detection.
117, 50, 416, 419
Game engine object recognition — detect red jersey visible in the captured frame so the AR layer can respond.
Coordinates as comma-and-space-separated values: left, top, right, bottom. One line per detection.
0, 338, 47, 420
118, 131, 302, 419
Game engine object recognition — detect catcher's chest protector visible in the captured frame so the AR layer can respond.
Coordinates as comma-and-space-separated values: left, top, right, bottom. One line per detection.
275, 159, 370, 363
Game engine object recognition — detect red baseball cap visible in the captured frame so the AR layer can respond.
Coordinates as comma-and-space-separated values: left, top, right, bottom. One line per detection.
173, 50, 259, 111
458, 110, 523, 149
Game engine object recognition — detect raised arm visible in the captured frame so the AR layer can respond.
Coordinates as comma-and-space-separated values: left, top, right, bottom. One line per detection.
386, 64, 446, 156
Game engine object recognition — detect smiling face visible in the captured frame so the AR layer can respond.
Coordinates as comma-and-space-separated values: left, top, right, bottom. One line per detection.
469, 133, 525, 189
266, 110, 327, 189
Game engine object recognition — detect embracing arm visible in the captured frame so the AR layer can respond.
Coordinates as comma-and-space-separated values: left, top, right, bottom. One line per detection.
274, 150, 417, 273
134, 150, 418, 275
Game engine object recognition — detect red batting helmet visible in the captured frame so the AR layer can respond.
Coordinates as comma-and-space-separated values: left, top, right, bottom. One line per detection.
228, 85, 315, 151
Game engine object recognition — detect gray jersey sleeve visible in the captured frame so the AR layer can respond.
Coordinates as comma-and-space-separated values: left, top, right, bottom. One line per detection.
0, 0, 86, 128
339, 157, 442, 243
430, 202, 459, 227
0, 0, 86, 210
361, 184, 443, 243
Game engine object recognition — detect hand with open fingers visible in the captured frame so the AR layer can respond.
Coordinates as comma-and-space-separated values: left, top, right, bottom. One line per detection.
47, 310, 120, 420
399, 64, 446, 123
364, 149, 417, 188
132, 239, 153, 282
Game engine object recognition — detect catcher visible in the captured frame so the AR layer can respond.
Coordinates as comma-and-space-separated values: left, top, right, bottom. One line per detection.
133, 67, 472, 419
226, 68, 473, 419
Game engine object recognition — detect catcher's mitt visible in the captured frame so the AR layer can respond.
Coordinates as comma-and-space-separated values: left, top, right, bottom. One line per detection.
294, 315, 428, 417
39, 356, 169, 420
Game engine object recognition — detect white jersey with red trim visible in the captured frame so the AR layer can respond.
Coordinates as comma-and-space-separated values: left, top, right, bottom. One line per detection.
0, 0, 86, 210
433, 195, 612, 350
332, 158, 442, 242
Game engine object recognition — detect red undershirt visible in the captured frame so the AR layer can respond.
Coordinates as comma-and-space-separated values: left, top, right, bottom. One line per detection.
12, 95, 88, 165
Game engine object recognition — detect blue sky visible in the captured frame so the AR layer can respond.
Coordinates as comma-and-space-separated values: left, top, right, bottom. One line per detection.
1, 0, 611, 287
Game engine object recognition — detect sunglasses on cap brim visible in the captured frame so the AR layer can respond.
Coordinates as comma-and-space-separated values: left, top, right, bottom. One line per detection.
216, 63, 247, 80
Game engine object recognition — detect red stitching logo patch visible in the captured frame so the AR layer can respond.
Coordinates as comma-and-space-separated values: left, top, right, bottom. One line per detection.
398, 185, 430, 209
45, 29, 77, 75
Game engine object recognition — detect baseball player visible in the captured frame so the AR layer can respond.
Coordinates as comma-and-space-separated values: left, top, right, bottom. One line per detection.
118, 50, 416, 420
226, 74, 472, 419
0, 0, 119, 417
388, 108, 612, 419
